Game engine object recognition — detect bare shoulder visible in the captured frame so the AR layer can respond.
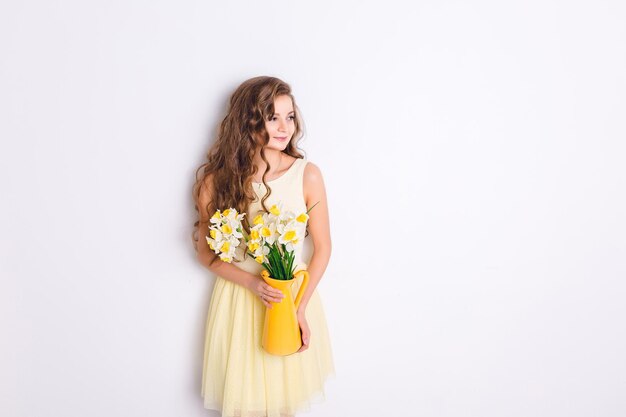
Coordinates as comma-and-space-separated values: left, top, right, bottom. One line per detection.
303, 160, 327, 207
303, 160, 323, 179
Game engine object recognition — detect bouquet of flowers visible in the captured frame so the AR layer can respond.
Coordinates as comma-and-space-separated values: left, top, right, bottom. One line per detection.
206, 201, 318, 280
205, 208, 246, 263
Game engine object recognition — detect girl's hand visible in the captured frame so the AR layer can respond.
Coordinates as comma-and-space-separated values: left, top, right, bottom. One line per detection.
296, 310, 310, 352
248, 276, 284, 308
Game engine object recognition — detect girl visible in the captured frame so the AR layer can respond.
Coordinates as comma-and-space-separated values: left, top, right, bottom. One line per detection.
192, 76, 335, 417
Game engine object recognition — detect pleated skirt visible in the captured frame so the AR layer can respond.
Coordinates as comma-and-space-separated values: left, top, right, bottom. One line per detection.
201, 271, 335, 417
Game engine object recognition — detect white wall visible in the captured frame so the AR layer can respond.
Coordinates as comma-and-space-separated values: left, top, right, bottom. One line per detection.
1, 1, 625, 416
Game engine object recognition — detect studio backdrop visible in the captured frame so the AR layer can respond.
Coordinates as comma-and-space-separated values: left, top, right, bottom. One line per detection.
1, 1, 625, 416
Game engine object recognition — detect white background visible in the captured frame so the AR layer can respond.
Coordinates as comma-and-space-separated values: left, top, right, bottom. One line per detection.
1, 1, 625, 416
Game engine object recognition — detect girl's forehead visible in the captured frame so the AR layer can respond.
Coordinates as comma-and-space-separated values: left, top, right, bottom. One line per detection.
273, 96, 294, 112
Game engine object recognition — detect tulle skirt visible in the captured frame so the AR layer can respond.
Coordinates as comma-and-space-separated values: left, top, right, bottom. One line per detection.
201, 270, 335, 417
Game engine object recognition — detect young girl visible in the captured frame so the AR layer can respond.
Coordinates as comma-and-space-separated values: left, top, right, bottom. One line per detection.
192, 76, 335, 417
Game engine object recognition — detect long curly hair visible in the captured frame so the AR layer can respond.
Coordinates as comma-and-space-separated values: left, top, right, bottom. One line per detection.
191, 76, 306, 267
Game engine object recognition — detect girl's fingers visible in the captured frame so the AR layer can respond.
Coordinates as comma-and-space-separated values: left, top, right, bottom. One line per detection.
265, 285, 283, 297
262, 292, 282, 303
264, 289, 284, 300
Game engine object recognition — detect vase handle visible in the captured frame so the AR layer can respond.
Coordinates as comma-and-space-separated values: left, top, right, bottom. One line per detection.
293, 270, 309, 309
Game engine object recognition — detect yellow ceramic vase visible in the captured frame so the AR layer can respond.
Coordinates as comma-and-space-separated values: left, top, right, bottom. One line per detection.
261, 269, 309, 356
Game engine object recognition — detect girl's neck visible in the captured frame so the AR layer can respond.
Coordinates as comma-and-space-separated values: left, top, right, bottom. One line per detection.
253, 150, 285, 174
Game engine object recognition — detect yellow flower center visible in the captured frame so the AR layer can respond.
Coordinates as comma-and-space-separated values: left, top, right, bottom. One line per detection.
284, 230, 297, 242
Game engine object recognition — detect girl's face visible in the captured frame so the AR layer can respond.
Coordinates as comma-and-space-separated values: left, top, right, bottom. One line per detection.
263, 94, 295, 150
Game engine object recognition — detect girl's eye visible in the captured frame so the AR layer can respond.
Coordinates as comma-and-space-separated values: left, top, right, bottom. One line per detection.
269, 115, 295, 121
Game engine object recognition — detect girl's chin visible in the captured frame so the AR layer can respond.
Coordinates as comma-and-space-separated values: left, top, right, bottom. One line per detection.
270, 140, 290, 147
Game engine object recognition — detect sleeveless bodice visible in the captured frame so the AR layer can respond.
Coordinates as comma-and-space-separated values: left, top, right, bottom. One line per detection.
233, 157, 309, 275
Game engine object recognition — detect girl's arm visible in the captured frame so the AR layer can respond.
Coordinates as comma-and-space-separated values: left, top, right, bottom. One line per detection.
197, 248, 255, 289
197, 240, 283, 308
297, 162, 332, 314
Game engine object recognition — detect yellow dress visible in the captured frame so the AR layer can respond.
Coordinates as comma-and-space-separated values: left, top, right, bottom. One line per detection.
201, 157, 335, 417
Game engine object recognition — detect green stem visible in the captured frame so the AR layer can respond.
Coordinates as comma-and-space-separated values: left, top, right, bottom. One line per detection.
306, 200, 320, 214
